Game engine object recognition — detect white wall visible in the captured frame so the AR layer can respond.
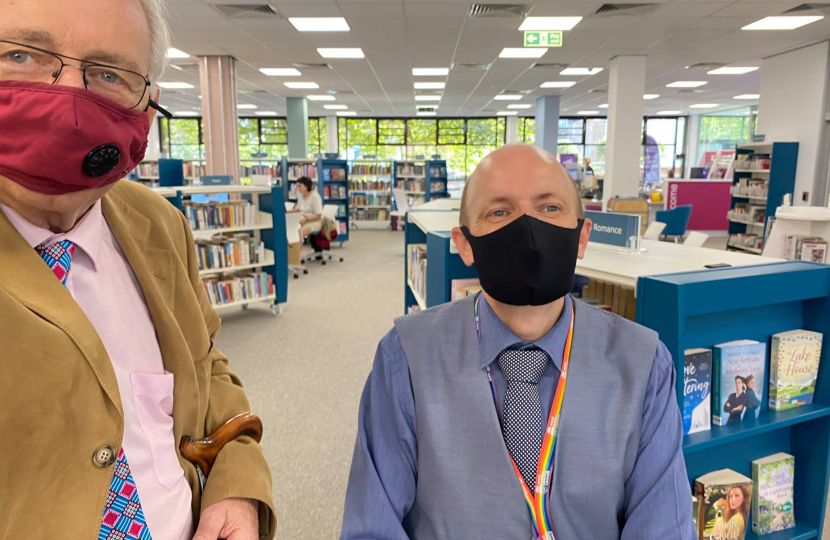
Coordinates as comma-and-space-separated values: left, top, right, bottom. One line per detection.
758, 41, 830, 206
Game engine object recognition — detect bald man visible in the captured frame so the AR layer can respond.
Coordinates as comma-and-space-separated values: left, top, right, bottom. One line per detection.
340, 145, 695, 540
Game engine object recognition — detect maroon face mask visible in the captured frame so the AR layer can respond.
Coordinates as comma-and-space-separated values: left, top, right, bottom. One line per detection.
0, 80, 150, 195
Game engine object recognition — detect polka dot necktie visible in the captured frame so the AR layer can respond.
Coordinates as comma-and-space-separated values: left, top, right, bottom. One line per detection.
498, 346, 550, 492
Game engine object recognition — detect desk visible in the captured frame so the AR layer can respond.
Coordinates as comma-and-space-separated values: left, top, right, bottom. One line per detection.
410, 198, 460, 212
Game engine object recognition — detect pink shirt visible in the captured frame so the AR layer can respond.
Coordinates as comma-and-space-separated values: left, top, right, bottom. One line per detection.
1, 201, 193, 540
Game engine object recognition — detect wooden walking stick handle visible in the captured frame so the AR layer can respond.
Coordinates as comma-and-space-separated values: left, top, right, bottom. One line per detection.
180, 412, 263, 479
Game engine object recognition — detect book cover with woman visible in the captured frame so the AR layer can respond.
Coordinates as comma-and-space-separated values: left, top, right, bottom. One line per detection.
696, 469, 753, 540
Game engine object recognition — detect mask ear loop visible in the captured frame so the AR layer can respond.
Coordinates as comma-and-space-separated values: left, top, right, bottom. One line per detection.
147, 99, 173, 119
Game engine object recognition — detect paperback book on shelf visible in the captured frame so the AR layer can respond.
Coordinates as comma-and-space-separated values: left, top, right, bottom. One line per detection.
202, 271, 273, 307
712, 340, 766, 426
769, 329, 823, 411
695, 469, 753, 540
683, 348, 712, 435
183, 201, 256, 231
196, 234, 265, 271
751, 453, 795, 535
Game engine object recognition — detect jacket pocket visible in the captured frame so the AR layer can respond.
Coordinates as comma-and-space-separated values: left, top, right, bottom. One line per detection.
131, 372, 184, 490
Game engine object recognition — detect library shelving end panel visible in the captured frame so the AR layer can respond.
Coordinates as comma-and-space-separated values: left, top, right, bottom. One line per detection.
766, 142, 799, 229
258, 186, 289, 307
318, 157, 350, 242
404, 213, 428, 314
425, 160, 448, 203
637, 261, 830, 539
425, 231, 478, 308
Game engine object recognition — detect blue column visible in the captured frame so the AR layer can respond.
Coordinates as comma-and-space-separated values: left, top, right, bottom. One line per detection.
535, 95, 560, 156
286, 97, 309, 159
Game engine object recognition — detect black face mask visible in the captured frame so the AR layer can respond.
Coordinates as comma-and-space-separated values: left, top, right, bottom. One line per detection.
461, 215, 584, 306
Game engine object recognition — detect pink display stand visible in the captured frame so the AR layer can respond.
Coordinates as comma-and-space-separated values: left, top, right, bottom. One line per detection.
665, 179, 732, 231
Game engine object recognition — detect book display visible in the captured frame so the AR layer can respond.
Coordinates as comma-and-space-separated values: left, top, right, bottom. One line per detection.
695, 469, 753, 540
318, 158, 350, 242
713, 340, 766, 426
769, 330, 823, 411
349, 160, 394, 229
752, 453, 795, 535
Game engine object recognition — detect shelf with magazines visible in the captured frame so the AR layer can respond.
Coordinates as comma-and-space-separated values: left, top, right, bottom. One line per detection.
318, 157, 350, 241
637, 261, 830, 539
150, 183, 288, 316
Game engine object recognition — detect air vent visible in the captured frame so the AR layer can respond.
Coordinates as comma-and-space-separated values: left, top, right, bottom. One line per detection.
211, 4, 280, 18
291, 62, 332, 70
531, 62, 570, 70
451, 62, 492, 71
784, 3, 830, 15
469, 4, 532, 18
685, 62, 726, 71
593, 3, 660, 17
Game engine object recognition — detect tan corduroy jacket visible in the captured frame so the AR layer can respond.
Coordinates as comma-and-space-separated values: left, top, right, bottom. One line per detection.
0, 180, 276, 539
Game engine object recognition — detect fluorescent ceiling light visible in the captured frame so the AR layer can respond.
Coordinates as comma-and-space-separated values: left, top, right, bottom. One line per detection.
519, 17, 582, 31
643, 94, 660, 100
598, 103, 609, 108
560, 67, 602, 76
734, 94, 761, 100
418, 106, 438, 110
324, 104, 348, 110
307, 95, 336, 101
414, 82, 446, 90
413, 67, 449, 76
284, 82, 319, 89
743, 16, 823, 30
415, 95, 441, 101
497, 111, 518, 116
494, 94, 523, 100
508, 104, 532, 109
260, 68, 302, 76
577, 110, 599, 115
237, 104, 257, 110
289, 17, 350, 32
166, 48, 190, 59
499, 48, 547, 59
666, 81, 707, 88
337, 111, 357, 116
690, 103, 719, 108
541, 81, 576, 88
417, 112, 437, 116
707, 66, 759, 75
174, 111, 200, 116
158, 82, 194, 89
318, 48, 364, 59
656, 111, 683, 115
255, 111, 278, 116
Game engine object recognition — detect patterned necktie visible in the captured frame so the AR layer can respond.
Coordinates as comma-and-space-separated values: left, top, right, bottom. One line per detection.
34, 242, 153, 539
498, 346, 550, 492
36, 240, 76, 288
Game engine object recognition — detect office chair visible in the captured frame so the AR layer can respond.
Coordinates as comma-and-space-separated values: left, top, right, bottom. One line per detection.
304, 204, 344, 265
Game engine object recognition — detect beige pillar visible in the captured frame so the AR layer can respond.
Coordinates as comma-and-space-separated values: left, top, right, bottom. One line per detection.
199, 56, 240, 182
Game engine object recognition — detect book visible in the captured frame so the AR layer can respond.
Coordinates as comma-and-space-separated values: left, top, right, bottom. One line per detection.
769, 329, 823, 411
695, 469, 753, 540
712, 340, 766, 426
451, 278, 481, 301
751, 453, 795, 535
683, 348, 712, 435
800, 237, 827, 263
693, 496, 701, 538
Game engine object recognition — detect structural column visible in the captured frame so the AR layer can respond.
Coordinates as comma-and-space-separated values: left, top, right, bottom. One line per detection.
535, 95, 560, 155
604, 55, 646, 209
199, 56, 240, 182
505, 116, 519, 144
286, 97, 309, 159
326, 115, 338, 156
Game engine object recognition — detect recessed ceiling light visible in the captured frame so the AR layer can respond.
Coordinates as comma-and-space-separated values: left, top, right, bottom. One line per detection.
317, 48, 364, 59
734, 94, 761, 100
166, 48, 190, 59
541, 81, 576, 88
158, 82, 194, 89
643, 94, 660, 100
519, 17, 583, 31
255, 111, 278, 116
667, 81, 707, 88
743, 16, 823, 30
690, 103, 719, 108
598, 103, 609, 108
169, 64, 184, 71
289, 17, 350, 32
307, 95, 336, 101
508, 104, 532, 109
260, 68, 302, 77
560, 67, 602, 76
494, 94, 523, 100
577, 110, 599, 115
417, 111, 437, 116
284, 82, 319, 89
174, 111, 200, 116
237, 104, 257, 110
497, 111, 518, 116
708, 66, 759, 75
418, 104, 438, 109
656, 111, 683, 115
413, 68, 449, 76
415, 95, 441, 101
324, 104, 348, 110
414, 82, 446, 90
337, 111, 357, 116
499, 48, 547, 59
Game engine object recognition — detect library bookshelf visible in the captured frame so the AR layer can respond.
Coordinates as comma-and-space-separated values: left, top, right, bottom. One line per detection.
318, 158, 350, 242
349, 159, 394, 230
394, 159, 449, 208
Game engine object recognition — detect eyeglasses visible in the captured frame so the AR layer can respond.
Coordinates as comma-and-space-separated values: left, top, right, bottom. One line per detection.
0, 40, 170, 116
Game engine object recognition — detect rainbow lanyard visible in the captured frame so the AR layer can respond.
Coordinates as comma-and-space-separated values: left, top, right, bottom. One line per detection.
474, 294, 575, 540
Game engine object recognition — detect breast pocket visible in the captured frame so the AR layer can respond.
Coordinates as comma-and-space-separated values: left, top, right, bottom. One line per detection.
131, 372, 184, 490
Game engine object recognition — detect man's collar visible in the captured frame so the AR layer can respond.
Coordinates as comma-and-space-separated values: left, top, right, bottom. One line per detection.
477, 294, 572, 372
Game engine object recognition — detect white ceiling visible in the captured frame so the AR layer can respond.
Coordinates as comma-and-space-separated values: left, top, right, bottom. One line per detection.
159, 0, 830, 118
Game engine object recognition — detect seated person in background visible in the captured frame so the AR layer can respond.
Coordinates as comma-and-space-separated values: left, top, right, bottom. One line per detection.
292, 176, 323, 237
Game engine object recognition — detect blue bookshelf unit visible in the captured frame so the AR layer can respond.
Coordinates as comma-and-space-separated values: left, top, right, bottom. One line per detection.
426, 160, 448, 200
283, 158, 318, 204
728, 142, 798, 254
394, 159, 448, 205
318, 157, 350, 242
637, 261, 830, 539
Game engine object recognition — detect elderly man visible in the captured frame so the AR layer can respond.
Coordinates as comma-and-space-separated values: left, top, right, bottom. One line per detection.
0, 1, 275, 539
341, 145, 696, 540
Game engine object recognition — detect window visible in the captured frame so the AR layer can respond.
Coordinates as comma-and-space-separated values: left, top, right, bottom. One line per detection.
308, 117, 328, 158
339, 118, 379, 159
438, 119, 465, 145
237, 117, 288, 160
407, 119, 438, 145
159, 117, 204, 159
379, 119, 406, 145
698, 108, 752, 164
641, 117, 686, 181
518, 118, 535, 144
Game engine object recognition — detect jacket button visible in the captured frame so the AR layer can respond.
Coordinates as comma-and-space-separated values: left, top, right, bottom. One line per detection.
92, 445, 117, 468
83, 144, 122, 177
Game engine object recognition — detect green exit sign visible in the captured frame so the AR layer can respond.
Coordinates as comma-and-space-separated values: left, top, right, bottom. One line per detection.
524, 31, 563, 48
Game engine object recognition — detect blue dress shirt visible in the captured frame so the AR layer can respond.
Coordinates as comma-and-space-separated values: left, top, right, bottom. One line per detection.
341, 295, 695, 540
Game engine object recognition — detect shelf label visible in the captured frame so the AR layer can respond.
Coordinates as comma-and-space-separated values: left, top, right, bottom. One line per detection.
585, 210, 640, 249
524, 31, 563, 48
200, 175, 233, 186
